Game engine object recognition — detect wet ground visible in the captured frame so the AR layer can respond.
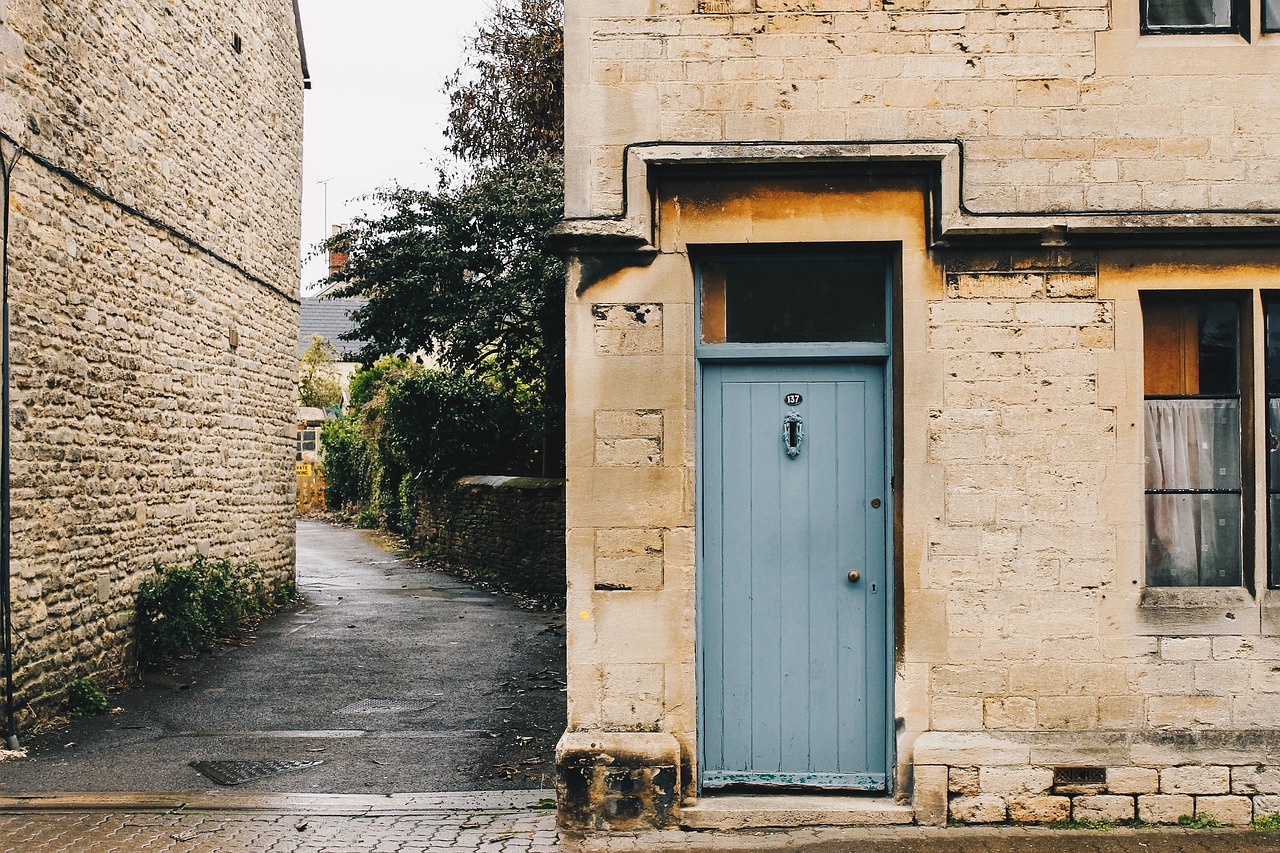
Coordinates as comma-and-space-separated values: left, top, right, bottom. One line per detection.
0, 520, 566, 794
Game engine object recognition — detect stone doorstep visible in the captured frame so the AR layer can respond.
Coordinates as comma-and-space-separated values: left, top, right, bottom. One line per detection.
680, 794, 915, 830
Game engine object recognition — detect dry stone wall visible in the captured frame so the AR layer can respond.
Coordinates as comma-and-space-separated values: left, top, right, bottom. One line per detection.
0, 0, 302, 723
409, 477, 566, 600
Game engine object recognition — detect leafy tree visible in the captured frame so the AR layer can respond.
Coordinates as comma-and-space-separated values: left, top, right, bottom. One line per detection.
326, 158, 565, 473
298, 334, 343, 412
444, 0, 564, 166
324, 1, 567, 475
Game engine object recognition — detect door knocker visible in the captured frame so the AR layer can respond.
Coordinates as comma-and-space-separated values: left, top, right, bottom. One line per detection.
783, 411, 804, 458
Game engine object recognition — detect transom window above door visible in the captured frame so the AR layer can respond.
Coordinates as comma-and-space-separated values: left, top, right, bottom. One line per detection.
699, 255, 888, 345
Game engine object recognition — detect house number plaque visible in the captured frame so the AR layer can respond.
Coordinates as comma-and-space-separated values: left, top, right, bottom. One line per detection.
784, 393, 803, 406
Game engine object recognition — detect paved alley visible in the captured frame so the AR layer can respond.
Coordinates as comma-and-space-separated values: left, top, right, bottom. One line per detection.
0, 520, 565, 794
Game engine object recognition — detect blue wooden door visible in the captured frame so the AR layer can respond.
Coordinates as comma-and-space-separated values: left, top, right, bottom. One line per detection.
700, 361, 889, 790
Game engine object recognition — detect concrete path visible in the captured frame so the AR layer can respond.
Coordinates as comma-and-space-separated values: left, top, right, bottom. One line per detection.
0, 520, 566, 793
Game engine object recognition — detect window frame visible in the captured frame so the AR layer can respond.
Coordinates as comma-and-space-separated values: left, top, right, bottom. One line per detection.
1265, 296, 1280, 589
1265, 0, 1280, 32
1140, 0, 1248, 35
1141, 292, 1254, 590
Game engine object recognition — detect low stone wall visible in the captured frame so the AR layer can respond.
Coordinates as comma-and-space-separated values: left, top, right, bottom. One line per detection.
409, 476, 566, 600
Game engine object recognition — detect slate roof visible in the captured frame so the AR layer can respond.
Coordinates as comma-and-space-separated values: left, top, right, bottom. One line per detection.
298, 297, 370, 360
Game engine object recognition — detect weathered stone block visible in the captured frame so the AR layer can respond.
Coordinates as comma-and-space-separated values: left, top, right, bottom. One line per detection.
1106, 767, 1159, 795
1195, 795, 1253, 825
1138, 794, 1194, 824
1233, 766, 1280, 795
950, 794, 1007, 824
1255, 795, 1280, 819
1147, 696, 1231, 728
1008, 795, 1071, 824
915, 732, 1031, 766
1161, 765, 1230, 795
980, 766, 1053, 795
946, 272, 1045, 300
556, 732, 681, 831
1072, 795, 1135, 823
915, 765, 950, 827
985, 697, 1037, 730
950, 766, 981, 795
1161, 637, 1212, 661
592, 304, 663, 355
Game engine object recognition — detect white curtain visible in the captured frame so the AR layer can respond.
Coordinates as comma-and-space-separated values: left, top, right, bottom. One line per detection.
1144, 399, 1240, 586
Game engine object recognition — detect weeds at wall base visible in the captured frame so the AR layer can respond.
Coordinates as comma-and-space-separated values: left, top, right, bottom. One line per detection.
1255, 813, 1280, 832
65, 676, 109, 717
135, 555, 297, 666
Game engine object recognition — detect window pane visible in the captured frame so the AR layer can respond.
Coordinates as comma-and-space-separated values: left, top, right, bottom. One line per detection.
1267, 303, 1280, 395
709, 256, 886, 344
1269, 397, 1280, 491
1144, 399, 1241, 491
1146, 493, 1242, 586
1272, 495, 1280, 580
1265, 0, 1280, 30
1145, 0, 1232, 27
1198, 301, 1239, 394
1142, 298, 1238, 395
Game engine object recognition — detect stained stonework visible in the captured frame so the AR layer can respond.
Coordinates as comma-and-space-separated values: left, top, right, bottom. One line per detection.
592, 304, 663, 355
0, 0, 303, 724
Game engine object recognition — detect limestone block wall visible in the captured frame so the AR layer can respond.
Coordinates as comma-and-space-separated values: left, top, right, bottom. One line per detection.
910, 247, 1280, 823
0, 0, 303, 723
564, 0, 1280, 218
564, 257, 699, 783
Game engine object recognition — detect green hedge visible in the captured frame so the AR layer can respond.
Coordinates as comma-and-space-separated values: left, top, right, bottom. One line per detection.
321, 361, 540, 530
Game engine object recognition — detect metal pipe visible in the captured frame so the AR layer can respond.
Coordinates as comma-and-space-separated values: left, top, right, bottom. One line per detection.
1, 139, 22, 750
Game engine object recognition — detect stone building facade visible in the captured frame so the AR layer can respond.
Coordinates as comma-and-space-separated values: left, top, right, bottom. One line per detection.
556, 0, 1280, 832
0, 1, 304, 724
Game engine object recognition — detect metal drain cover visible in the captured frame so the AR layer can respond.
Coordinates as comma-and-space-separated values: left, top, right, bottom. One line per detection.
190, 759, 323, 786
336, 699, 431, 714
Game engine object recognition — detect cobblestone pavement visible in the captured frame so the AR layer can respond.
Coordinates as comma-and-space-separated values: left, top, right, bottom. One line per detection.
0, 791, 560, 853
3, 792, 1280, 853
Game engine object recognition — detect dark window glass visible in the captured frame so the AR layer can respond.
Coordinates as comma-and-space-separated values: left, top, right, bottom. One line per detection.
1143, 296, 1243, 587
702, 256, 886, 344
1266, 0, 1280, 30
1267, 300, 1280, 587
1144, 0, 1234, 28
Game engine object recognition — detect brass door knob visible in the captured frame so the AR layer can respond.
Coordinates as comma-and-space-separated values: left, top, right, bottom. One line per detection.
848, 571, 861, 583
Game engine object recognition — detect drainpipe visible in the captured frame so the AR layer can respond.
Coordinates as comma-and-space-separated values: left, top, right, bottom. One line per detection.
0, 138, 22, 750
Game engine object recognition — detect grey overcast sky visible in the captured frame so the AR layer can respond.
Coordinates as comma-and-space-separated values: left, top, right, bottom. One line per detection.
296, 1, 486, 292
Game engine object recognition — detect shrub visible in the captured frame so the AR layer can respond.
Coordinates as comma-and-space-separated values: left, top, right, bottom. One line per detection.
320, 416, 373, 511
380, 369, 538, 487
348, 357, 423, 412
136, 556, 294, 665
67, 677, 110, 716
321, 365, 540, 530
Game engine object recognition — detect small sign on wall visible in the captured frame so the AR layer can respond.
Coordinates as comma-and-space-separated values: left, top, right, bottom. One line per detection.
296, 462, 314, 476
